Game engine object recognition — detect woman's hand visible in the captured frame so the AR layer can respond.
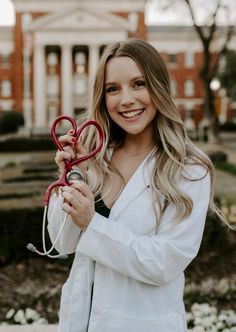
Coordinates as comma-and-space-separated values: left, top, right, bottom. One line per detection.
61, 180, 95, 231
54, 130, 88, 173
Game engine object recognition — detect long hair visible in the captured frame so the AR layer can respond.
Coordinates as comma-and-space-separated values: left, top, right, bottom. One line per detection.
84, 38, 228, 228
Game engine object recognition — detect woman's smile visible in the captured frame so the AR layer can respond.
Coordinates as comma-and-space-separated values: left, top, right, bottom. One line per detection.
119, 108, 145, 120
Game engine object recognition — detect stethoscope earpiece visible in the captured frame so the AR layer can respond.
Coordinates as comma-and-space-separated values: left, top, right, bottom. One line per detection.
26, 206, 69, 259
27, 243, 37, 253
26, 242, 68, 259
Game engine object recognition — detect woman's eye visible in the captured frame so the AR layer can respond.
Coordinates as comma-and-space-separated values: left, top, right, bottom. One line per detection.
105, 86, 117, 94
134, 80, 145, 88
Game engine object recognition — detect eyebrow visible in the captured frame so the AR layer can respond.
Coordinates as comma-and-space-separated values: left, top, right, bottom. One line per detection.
105, 75, 144, 86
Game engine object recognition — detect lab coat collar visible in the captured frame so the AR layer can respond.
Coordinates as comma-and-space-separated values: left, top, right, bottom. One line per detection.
109, 149, 156, 220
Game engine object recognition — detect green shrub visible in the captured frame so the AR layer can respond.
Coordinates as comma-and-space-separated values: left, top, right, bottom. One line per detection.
0, 111, 25, 134
0, 207, 73, 266
215, 161, 236, 175
220, 121, 236, 132
207, 150, 228, 163
0, 137, 54, 152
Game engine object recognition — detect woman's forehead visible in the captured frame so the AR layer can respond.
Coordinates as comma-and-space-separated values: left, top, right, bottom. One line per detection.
105, 56, 143, 83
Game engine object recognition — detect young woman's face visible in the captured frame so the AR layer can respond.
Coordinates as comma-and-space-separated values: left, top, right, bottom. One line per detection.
105, 56, 157, 137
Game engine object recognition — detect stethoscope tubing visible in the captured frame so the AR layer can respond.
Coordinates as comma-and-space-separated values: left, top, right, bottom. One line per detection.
27, 205, 68, 259
27, 115, 104, 259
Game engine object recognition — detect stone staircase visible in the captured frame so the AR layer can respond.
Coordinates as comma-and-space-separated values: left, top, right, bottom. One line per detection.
0, 151, 57, 210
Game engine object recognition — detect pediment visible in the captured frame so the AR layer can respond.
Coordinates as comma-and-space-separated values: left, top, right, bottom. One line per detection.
31, 5, 131, 32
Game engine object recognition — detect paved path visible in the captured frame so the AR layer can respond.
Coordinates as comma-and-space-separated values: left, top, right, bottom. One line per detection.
0, 326, 57, 332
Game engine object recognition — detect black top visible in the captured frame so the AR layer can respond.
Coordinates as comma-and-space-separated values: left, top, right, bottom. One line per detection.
95, 195, 111, 218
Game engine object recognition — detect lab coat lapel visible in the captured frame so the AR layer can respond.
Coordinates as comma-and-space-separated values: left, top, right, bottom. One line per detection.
110, 152, 156, 220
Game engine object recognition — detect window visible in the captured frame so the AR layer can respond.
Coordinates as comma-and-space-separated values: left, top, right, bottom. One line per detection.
47, 75, 59, 96
169, 53, 177, 64
75, 52, 86, 74
74, 76, 87, 96
47, 53, 58, 67
184, 79, 194, 97
0, 54, 10, 67
128, 12, 138, 32
186, 109, 193, 119
185, 52, 194, 67
170, 80, 177, 97
1, 80, 11, 97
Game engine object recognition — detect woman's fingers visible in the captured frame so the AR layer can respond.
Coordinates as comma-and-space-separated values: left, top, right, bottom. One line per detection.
58, 134, 76, 147
70, 181, 93, 199
61, 181, 95, 231
63, 145, 76, 159
55, 150, 72, 169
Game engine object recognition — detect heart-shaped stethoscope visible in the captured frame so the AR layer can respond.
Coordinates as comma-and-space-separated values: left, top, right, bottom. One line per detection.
27, 115, 104, 259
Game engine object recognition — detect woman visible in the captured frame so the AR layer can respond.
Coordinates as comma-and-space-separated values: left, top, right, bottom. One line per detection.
48, 39, 223, 332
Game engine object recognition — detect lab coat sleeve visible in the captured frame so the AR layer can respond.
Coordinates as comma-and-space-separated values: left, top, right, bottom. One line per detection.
47, 192, 82, 254
77, 169, 210, 286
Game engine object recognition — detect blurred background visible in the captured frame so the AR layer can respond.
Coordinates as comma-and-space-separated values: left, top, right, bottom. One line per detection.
0, 0, 235, 329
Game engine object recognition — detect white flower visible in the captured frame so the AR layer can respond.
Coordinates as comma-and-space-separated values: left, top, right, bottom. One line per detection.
25, 308, 40, 321
14, 309, 27, 324
216, 321, 225, 329
192, 326, 205, 332
5, 309, 15, 320
208, 326, 218, 332
32, 317, 48, 325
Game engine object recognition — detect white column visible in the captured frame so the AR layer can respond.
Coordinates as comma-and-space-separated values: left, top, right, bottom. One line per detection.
34, 45, 46, 127
61, 44, 73, 117
88, 44, 100, 113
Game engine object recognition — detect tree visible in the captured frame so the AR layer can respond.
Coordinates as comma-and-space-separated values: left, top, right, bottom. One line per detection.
150, 0, 235, 143
218, 50, 236, 102
182, 0, 234, 143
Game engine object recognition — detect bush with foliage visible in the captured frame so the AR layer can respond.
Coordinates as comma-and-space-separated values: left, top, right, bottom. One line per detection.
0, 136, 55, 151
207, 151, 228, 164
220, 122, 236, 132
0, 111, 24, 134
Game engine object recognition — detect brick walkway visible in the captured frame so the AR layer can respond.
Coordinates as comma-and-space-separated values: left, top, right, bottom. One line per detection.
0, 326, 57, 332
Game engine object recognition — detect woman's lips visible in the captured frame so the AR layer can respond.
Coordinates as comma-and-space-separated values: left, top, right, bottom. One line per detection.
120, 108, 145, 119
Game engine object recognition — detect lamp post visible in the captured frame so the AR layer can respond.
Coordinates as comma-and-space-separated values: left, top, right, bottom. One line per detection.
210, 78, 228, 124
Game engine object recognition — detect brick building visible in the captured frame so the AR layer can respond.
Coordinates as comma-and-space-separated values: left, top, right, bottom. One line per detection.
0, 0, 235, 131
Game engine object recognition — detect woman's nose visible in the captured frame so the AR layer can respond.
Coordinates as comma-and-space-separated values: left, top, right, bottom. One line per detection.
120, 89, 135, 107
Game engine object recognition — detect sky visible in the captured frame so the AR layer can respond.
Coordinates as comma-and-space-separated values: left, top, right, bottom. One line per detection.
0, 0, 236, 26
0, 0, 15, 26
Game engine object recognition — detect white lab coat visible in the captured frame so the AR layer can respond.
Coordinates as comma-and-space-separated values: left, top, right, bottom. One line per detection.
48, 154, 210, 332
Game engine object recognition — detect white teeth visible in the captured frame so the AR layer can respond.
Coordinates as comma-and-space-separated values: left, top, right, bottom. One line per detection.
121, 109, 144, 118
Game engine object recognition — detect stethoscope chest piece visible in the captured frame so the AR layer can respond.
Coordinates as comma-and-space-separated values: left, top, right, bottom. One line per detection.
66, 169, 86, 182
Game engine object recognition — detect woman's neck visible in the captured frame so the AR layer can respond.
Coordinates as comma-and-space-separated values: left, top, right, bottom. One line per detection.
121, 133, 156, 156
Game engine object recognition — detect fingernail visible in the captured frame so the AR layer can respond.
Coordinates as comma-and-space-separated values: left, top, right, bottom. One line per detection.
71, 137, 77, 143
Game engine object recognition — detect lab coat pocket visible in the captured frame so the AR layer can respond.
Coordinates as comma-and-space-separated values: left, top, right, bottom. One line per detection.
59, 282, 91, 332
92, 310, 186, 332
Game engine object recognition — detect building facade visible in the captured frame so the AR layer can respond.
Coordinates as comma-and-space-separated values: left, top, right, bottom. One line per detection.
0, 0, 235, 131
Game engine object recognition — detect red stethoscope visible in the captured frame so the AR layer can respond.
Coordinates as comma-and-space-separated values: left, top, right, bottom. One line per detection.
27, 115, 104, 259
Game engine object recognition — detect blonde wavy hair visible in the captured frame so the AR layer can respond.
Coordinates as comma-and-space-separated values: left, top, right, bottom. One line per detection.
84, 39, 227, 227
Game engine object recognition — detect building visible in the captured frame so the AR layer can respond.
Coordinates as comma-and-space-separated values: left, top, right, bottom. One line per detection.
0, 0, 235, 132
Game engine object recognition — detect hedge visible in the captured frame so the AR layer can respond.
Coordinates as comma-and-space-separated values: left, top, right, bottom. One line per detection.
0, 111, 24, 134
0, 207, 73, 266
0, 137, 55, 152
0, 206, 234, 267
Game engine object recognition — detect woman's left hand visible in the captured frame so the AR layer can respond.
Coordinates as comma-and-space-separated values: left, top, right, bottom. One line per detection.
61, 180, 95, 231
